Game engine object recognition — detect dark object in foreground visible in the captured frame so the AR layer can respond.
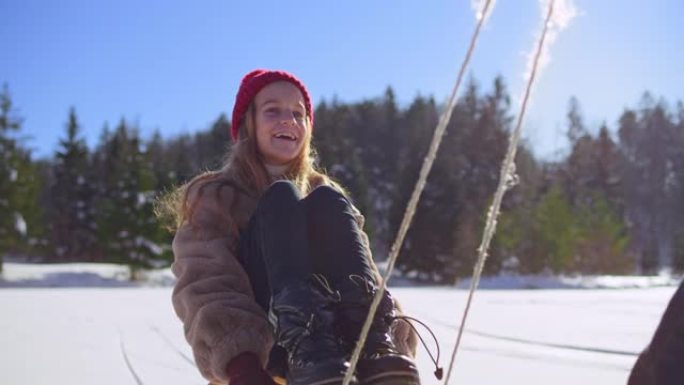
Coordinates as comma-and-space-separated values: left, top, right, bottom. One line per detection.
628, 280, 684, 385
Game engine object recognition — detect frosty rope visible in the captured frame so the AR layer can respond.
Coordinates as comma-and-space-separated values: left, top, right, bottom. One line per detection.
341, 0, 497, 383
442, 1, 557, 384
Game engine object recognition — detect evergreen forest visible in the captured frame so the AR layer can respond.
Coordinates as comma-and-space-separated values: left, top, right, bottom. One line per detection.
2, 77, 683, 283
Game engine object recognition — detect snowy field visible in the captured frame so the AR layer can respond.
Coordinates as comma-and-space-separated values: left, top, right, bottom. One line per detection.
0, 262, 679, 385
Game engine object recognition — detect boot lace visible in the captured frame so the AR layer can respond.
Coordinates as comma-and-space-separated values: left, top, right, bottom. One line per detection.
389, 314, 443, 380
347, 275, 443, 379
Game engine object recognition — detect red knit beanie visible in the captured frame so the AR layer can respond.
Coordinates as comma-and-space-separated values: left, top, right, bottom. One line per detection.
230, 69, 313, 142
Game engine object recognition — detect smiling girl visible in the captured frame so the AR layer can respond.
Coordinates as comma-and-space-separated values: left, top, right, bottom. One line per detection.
162, 69, 419, 385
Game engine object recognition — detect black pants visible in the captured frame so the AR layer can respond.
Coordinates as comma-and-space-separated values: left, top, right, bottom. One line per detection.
239, 180, 376, 312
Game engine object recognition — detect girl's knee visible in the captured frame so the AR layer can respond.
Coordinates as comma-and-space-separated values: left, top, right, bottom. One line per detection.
306, 185, 351, 217
305, 186, 353, 222
258, 180, 301, 211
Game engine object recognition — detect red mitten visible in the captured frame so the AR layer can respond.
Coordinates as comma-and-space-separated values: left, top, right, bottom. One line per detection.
225, 352, 277, 385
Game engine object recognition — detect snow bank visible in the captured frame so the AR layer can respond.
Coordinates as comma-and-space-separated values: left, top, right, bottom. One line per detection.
1, 261, 680, 289
375, 260, 680, 289
0, 262, 175, 288
455, 274, 680, 290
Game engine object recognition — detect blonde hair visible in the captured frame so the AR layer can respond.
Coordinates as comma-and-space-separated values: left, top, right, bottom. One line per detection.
155, 102, 346, 233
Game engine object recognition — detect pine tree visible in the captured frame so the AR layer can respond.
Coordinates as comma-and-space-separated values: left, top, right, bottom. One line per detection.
532, 184, 578, 273
147, 130, 171, 190
619, 94, 679, 273
95, 120, 169, 280
391, 95, 445, 281
573, 192, 631, 273
0, 84, 46, 270
395, 77, 513, 282
363, 88, 402, 251
50, 108, 98, 260
165, 133, 198, 184
563, 98, 624, 210
0, 85, 23, 270
566, 96, 586, 144
194, 114, 231, 171
395, 82, 483, 282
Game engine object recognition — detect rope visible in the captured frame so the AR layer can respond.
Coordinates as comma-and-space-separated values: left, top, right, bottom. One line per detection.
342, 0, 497, 383
442, 1, 557, 384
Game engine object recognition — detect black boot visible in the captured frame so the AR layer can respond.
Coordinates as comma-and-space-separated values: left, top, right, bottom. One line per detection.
336, 276, 420, 385
270, 275, 358, 385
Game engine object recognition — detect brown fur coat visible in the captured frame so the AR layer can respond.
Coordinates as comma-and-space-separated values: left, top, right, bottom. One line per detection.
171, 172, 417, 384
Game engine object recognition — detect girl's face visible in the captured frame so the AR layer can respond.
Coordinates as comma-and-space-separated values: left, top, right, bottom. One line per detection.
253, 81, 310, 166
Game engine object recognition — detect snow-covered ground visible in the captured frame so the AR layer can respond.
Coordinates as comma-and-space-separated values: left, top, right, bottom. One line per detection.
0, 262, 679, 385
0, 262, 176, 288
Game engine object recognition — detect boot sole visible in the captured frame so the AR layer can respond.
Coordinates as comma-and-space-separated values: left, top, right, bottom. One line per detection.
361, 371, 421, 385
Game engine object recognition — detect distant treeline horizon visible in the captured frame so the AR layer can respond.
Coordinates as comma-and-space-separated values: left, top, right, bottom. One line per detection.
1, 76, 683, 283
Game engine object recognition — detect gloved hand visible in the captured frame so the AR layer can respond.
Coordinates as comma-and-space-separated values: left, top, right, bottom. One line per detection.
226, 352, 277, 385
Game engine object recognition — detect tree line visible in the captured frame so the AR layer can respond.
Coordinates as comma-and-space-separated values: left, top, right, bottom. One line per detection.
1, 78, 683, 282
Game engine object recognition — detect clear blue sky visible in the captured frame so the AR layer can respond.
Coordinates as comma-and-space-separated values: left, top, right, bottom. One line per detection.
1, 0, 682, 159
